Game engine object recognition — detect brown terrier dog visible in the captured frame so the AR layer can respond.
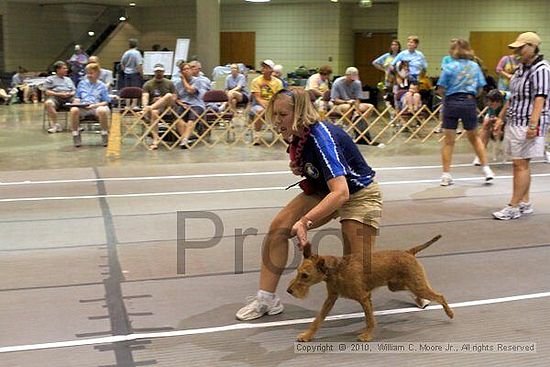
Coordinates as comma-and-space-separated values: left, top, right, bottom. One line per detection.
287, 235, 454, 342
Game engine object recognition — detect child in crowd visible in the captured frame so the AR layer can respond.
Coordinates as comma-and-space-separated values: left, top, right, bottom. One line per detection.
473, 89, 507, 165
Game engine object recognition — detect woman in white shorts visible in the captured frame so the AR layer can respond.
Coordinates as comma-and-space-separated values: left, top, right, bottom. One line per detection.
493, 32, 550, 220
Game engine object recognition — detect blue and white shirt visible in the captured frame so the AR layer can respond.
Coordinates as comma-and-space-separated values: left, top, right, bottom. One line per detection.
76, 79, 110, 104
300, 121, 375, 195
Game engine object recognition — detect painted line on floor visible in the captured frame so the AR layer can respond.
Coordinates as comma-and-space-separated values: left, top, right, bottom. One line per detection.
1, 291, 548, 354
1, 173, 550, 203
1, 160, 547, 186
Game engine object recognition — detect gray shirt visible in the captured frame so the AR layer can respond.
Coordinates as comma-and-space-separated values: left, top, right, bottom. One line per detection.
43, 75, 76, 93
120, 48, 143, 74
174, 75, 211, 109
330, 76, 362, 101
224, 74, 249, 97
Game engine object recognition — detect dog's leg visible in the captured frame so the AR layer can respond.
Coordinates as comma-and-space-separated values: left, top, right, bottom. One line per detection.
357, 293, 376, 342
297, 293, 338, 342
406, 278, 454, 319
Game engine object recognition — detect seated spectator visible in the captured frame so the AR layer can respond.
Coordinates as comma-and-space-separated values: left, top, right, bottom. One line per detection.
272, 64, 288, 88
70, 63, 111, 148
250, 59, 283, 144
43, 61, 76, 133
141, 63, 177, 149
68, 45, 88, 87
305, 65, 332, 112
87, 56, 113, 91
225, 64, 250, 113
401, 81, 422, 114
11, 67, 32, 103
173, 61, 210, 148
331, 67, 376, 145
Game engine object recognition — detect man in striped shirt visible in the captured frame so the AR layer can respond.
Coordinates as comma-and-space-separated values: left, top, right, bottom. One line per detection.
493, 32, 550, 220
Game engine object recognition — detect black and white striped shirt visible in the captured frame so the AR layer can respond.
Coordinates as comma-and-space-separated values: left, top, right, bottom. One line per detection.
507, 55, 550, 136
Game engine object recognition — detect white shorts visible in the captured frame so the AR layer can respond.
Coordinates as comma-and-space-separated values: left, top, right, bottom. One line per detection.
503, 125, 546, 159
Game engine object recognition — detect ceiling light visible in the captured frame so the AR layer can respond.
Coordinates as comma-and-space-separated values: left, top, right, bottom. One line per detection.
245, 0, 271, 3
88, 31, 95, 36
331, 0, 339, 2
119, 16, 127, 21
129, 2, 136, 6
359, 0, 372, 7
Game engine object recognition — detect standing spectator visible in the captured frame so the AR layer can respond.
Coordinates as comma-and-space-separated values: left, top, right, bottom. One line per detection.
391, 35, 427, 83
141, 63, 177, 150
120, 38, 143, 89
43, 61, 76, 133
493, 32, 550, 220
437, 38, 494, 186
250, 59, 283, 144
495, 52, 520, 91
224, 64, 249, 113
372, 39, 401, 93
70, 63, 111, 148
68, 45, 88, 87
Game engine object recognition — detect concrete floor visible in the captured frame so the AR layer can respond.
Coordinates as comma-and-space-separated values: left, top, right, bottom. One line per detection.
1, 103, 550, 366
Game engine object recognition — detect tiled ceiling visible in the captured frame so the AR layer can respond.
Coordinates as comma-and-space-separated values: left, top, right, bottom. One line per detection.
17, 0, 395, 7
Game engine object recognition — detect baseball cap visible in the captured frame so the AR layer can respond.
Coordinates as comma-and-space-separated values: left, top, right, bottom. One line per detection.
153, 63, 165, 72
345, 66, 359, 81
508, 32, 541, 48
261, 59, 275, 69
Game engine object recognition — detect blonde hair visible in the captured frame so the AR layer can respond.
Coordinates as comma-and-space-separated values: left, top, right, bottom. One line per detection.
449, 38, 475, 60
266, 88, 320, 131
85, 63, 100, 73
408, 35, 420, 45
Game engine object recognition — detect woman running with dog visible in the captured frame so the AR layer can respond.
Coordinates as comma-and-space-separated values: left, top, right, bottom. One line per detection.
236, 88, 385, 321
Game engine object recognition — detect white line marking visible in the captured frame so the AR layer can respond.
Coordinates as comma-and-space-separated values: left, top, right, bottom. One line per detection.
1, 173, 550, 203
1, 291, 548, 354
1, 160, 546, 186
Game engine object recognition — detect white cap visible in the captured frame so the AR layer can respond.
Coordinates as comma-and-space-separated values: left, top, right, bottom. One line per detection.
261, 59, 275, 69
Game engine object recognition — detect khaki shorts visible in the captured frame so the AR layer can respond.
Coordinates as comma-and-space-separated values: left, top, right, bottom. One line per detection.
504, 125, 546, 159
336, 182, 383, 229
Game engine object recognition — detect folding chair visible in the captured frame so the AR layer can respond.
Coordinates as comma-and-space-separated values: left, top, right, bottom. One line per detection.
202, 90, 234, 145
118, 87, 145, 142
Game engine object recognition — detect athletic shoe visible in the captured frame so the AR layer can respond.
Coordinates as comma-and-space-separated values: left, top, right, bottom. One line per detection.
545, 151, 550, 164
73, 133, 82, 147
492, 205, 521, 220
519, 202, 534, 215
482, 165, 495, 183
47, 124, 62, 133
236, 295, 284, 321
440, 173, 453, 186
472, 156, 481, 166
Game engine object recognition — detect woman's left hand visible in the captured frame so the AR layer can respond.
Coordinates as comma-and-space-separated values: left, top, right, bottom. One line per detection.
290, 220, 308, 249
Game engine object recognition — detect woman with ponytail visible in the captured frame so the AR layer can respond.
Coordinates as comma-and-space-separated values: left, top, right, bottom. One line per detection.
236, 88, 384, 321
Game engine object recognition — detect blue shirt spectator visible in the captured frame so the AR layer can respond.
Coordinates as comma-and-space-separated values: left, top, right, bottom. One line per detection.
392, 50, 427, 80
76, 78, 110, 104
224, 73, 249, 97
120, 49, 143, 75
330, 76, 362, 101
174, 76, 210, 108
437, 59, 486, 96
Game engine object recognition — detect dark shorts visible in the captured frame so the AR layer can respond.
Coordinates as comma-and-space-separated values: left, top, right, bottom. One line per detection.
442, 93, 478, 130
46, 96, 73, 110
175, 105, 204, 122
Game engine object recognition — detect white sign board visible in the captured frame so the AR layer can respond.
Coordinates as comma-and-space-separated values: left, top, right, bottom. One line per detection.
143, 51, 174, 75
172, 38, 190, 75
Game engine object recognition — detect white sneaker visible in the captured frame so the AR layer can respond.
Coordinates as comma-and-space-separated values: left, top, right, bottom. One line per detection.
482, 165, 495, 183
545, 151, 550, 164
236, 295, 284, 321
47, 123, 62, 133
492, 205, 521, 220
472, 156, 481, 166
440, 173, 453, 186
519, 202, 534, 215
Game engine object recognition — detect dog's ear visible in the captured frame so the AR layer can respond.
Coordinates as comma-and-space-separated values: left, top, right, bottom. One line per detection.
316, 257, 328, 274
303, 244, 312, 259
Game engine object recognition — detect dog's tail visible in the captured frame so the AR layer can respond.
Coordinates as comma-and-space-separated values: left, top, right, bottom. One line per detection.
406, 235, 442, 255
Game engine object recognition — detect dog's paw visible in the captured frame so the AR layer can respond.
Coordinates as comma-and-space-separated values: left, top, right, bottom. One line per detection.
297, 332, 313, 342
357, 332, 373, 342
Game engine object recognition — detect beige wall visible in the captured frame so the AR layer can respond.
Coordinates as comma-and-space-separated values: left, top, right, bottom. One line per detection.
352, 3, 398, 31
398, 0, 550, 75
